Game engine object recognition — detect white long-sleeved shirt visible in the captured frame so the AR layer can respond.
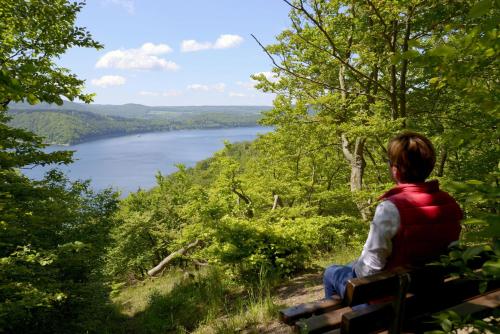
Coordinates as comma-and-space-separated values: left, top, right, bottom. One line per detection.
353, 200, 400, 278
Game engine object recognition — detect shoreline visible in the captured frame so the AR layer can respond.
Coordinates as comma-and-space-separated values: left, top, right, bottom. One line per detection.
43, 123, 262, 146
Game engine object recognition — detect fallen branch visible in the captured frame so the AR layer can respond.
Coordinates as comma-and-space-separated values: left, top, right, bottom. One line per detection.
147, 239, 200, 277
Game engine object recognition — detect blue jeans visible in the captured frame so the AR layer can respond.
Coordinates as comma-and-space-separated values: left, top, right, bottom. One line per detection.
323, 264, 356, 299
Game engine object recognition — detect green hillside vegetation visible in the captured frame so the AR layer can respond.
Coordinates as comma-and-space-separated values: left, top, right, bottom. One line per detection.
9, 101, 270, 119
1, 0, 498, 333
8, 108, 262, 144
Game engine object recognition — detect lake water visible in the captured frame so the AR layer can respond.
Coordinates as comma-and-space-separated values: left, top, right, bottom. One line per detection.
24, 127, 270, 195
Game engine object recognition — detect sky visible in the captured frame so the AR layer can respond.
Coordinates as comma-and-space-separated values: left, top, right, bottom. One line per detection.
62, 0, 292, 106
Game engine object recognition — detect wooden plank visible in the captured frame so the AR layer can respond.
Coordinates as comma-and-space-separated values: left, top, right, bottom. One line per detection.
294, 306, 351, 334
322, 329, 340, 334
345, 265, 450, 307
344, 267, 409, 306
341, 279, 500, 334
341, 303, 394, 334
407, 287, 500, 333
447, 288, 500, 315
279, 296, 344, 325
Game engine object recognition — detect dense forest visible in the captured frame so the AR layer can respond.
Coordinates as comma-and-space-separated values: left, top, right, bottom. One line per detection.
8, 107, 263, 144
1, 0, 498, 333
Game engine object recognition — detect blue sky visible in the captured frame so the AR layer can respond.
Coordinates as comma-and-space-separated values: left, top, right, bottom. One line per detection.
62, 0, 291, 106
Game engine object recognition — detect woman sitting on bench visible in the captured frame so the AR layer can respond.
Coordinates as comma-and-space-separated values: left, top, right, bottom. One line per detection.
324, 132, 462, 299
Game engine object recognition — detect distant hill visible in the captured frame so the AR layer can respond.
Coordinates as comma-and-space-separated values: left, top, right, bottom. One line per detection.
8, 102, 270, 145
9, 101, 270, 119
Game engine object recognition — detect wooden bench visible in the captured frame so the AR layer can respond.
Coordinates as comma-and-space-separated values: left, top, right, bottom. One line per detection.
280, 262, 500, 333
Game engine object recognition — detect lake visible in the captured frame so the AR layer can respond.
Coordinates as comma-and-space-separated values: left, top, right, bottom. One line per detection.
23, 127, 270, 195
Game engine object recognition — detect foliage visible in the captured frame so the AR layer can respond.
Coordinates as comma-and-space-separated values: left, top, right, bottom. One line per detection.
1, 0, 498, 332
0, 166, 119, 332
251, 0, 499, 220
0, 0, 102, 106
202, 215, 364, 279
106, 170, 192, 280
107, 142, 367, 282
0, 0, 123, 332
428, 309, 500, 334
430, 168, 499, 332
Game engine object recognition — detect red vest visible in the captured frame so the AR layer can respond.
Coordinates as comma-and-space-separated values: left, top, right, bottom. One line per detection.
379, 180, 462, 270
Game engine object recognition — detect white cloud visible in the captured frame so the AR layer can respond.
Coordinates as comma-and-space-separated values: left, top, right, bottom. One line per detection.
187, 84, 210, 91
139, 89, 183, 97
214, 34, 244, 49
106, 0, 135, 14
139, 91, 159, 96
91, 75, 126, 87
236, 81, 256, 90
181, 40, 212, 52
229, 92, 246, 97
212, 83, 226, 92
96, 43, 178, 71
180, 34, 244, 52
187, 83, 225, 93
162, 90, 183, 97
140, 42, 173, 55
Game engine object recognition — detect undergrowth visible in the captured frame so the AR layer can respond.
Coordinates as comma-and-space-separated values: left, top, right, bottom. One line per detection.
108, 246, 361, 333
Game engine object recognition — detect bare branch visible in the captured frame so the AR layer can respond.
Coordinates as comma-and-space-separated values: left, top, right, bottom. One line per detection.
282, 0, 392, 95
147, 239, 201, 277
364, 0, 392, 43
251, 34, 345, 92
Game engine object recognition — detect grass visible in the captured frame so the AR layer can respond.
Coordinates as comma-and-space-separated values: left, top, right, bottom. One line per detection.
108, 245, 364, 333
313, 244, 364, 269
109, 267, 279, 333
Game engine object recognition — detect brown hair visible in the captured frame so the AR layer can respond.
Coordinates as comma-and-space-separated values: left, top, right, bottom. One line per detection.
387, 132, 436, 182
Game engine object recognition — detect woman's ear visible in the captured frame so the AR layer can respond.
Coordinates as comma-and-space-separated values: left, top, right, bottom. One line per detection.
391, 166, 401, 184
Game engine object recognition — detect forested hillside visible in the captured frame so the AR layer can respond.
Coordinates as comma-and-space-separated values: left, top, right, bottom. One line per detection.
9, 107, 263, 144
1, 0, 498, 333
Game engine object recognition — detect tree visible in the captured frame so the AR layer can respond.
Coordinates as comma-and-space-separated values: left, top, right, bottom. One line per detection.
253, 0, 496, 220
0, 0, 102, 107
0, 1, 118, 332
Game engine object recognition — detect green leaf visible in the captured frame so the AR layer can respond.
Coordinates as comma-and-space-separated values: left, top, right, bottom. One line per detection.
485, 48, 496, 57
26, 94, 40, 105
483, 259, 500, 277
429, 77, 441, 85
479, 280, 488, 293
403, 50, 420, 59
429, 45, 457, 57
463, 218, 488, 225
441, 318, 453, 332
468, 0, 492, 18
462, 246, 484, 262
390, 53, 402, 64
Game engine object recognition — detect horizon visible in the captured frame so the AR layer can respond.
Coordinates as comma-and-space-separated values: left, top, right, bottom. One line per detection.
12, 101, 273, 108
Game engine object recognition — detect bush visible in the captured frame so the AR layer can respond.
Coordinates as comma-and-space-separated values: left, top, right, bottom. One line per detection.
202, 215, 365, 280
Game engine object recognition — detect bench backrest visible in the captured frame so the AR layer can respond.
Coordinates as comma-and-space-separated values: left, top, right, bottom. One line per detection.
344, 266, 446, 306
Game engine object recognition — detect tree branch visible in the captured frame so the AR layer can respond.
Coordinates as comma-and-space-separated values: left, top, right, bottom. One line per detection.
251, 34, 350, 93
341, 134, 353, 163
283, 0, 392, 95
147, 240, 201, 277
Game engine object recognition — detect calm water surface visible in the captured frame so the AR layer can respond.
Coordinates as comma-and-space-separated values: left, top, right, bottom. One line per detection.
24, 127, 270, 195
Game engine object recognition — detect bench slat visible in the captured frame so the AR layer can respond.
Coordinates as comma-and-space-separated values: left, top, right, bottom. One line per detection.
342, 279, 500, 334
345, 266, 445, 306
280, 296, 343, 325
294, 306, 351, 334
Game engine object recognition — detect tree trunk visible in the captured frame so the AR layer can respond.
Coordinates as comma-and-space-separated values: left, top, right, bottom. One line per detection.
437, 147, 448, 177
341, 135, 371, 221
147, 239, 200, 277
272, 194, 283, 210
